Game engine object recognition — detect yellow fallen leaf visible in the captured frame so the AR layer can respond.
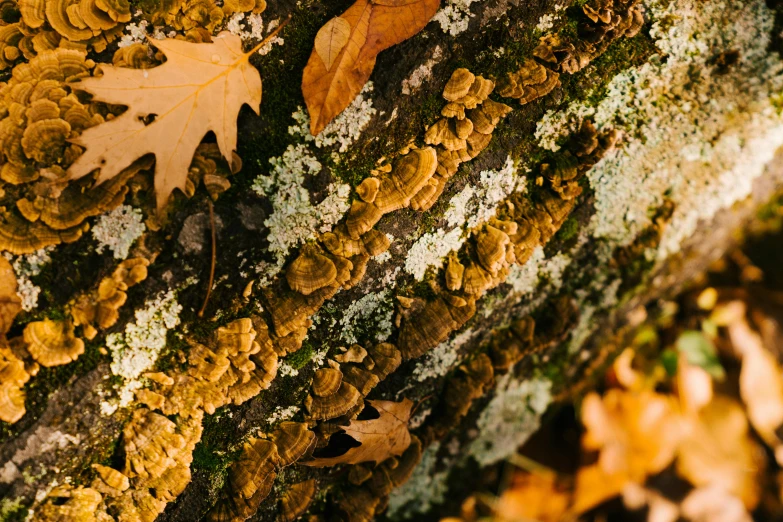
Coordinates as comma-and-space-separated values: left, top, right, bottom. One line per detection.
67, 26, 285, 211
572, 390, 683, 514
581, 390, 682, 480
302, 0, 439, 135
676, 395, 764, 510
495, 470, 571, 522
304, 398, 413, 466
728, 316, 783, 465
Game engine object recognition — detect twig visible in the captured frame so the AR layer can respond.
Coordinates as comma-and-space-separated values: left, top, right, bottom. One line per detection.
198, 199, 216, 318
248, 15, 291, 55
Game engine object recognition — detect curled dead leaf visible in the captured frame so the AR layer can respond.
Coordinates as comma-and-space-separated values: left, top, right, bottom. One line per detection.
304, 398, 413, 466
302, 0, 439, 135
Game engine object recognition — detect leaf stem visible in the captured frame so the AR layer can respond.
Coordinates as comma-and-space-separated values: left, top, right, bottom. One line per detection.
198, 199, 217, 318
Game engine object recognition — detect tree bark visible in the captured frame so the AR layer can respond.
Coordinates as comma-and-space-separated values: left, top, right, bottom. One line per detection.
2, 0, 783, 521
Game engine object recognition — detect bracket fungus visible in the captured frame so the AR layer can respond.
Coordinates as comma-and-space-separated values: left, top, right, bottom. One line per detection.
286, 244, 338, 296
209, 438, 279, 522
346, 147, 438, 238
0, 342, 36, 423
0, 256, 22, 334
313, 367, 343, 397
416, 68, 512, 212
305, 380, 363, 421
270, 421, 317, 466
497, 59, 561, 104
70, 257, 149, 339
279, 479, 317, 522
34, 485, 112, 522
23, 317, 84, 366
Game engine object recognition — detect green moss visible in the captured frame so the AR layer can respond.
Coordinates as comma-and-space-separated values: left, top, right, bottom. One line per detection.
554, 216, 579, 242
0, 498, 28, 522
284, 342, 314, 370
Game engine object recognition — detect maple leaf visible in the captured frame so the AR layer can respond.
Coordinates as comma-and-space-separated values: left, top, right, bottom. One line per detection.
67, 26, 285, 211
302, 0, 439, 136
303, 398, 413, 466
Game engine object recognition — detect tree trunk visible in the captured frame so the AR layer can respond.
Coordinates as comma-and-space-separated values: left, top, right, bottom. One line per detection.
2, 0, 783, 520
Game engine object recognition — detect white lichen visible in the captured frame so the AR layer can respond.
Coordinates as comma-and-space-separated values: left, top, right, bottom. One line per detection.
289, 83, 377, 153
3, 248, 52, 312
278, 362, 299, 378
267, 405, 299, 424
226, 12, 265, 40
387, 442, 451, 518
412, 329, 476, 381
402, 47, 443, 95
339, 290, 395, 344
433, 0, 483, 36
92, 205, 146, 260
404, 227, 464, 280
468, 375, 552, 466
252, 144, 350, 282
406, 157, 523, 281
445, 156, 523, 230
107, 289, 182, 382
538, 0, 783, 257
257, 18, 284, 55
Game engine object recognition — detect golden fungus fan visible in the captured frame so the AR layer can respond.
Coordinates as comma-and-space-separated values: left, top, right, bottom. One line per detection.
313, 367, 342, 397
23, 318, 85, 367
285, 245, 338, 296
305, 381, 362, 420
270, 422, 316, 466
0, 381, 26, 423
279, 480, 317, 522
443, 68, 475, 102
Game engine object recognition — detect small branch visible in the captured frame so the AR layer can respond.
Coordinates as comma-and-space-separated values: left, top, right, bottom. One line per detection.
247, 15, 292, 56
198, 199, 217, 318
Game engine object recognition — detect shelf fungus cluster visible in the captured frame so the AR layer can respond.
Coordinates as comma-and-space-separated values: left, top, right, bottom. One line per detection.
137, 0, 265, 35
0, 0, 128, 73
397, 119, 617, 363
267, 229, 392, 354
346, 147, 439, 239
305, 342, 401, 423
208, 421, 316, 522
533, 0, 643, 74
0, 336, 38, 423
48, 318, 279, 521
421, 68, 512, 212
22, 316, 84, 366
336, 436, 424, 522
0, 49, 138, 254
497, 59, 561, 104
70, 257, 149, 339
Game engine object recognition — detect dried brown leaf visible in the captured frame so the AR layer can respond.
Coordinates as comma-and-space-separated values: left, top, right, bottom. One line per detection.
302, 0, 439, 135
315, 17, 352, 72
304, 398, 413, 466
66, 30, 279, 211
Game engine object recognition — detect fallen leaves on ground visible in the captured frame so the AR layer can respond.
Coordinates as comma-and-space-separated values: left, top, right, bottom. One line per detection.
0, 257, 21, 334
304, 398, 413, 466
302, 0, 439, 135
493, 470, 571, 522
442, 259, 783, 522
67, 29, 282, 211
571, 388, 683, 514
676, 395, 764, 509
